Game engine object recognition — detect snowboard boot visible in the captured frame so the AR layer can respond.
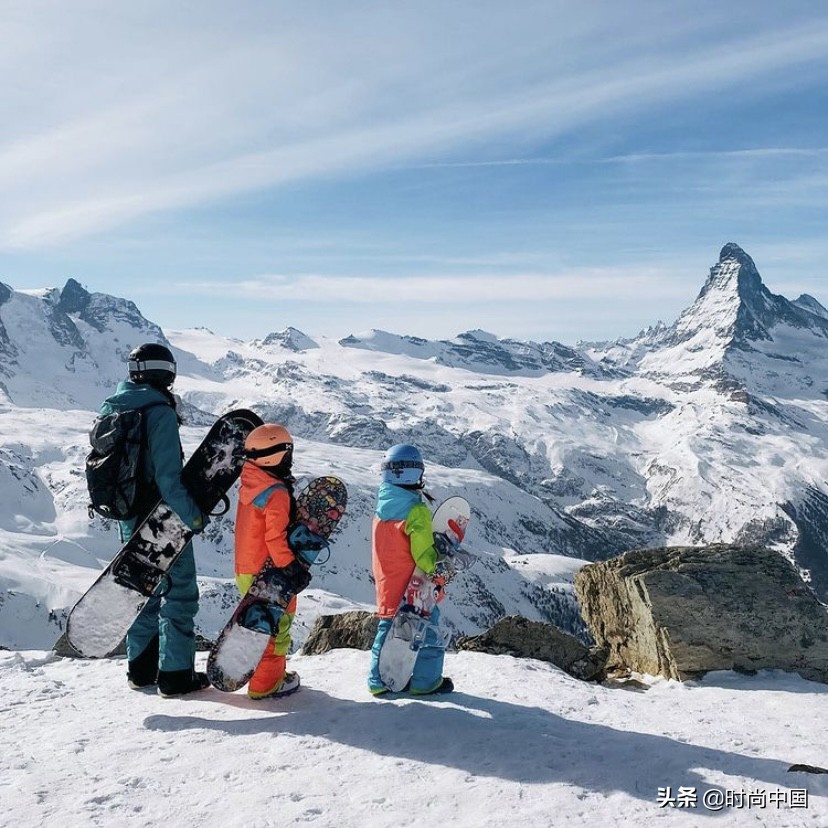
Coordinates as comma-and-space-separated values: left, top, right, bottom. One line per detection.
157, 669, 211, 698
127, 635, 159, 689
369, 680, 410, 697
248, 671, 301, 700
410, 677, 454, 696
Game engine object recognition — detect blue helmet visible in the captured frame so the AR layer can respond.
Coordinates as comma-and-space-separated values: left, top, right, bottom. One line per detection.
381, 444, 425, 487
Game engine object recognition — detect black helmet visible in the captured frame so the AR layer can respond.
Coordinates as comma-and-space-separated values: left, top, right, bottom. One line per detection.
128, 343, 176, 388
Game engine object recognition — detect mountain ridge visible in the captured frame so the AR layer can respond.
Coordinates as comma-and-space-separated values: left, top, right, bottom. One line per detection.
1, 242, 827, 650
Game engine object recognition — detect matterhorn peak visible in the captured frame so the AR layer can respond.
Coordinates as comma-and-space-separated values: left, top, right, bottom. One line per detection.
634, 242, 828, 392
718, 242, 755, 268
696, 242, 764, 308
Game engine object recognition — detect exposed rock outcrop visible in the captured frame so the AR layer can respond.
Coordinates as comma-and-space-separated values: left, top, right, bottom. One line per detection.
575, 544, 828, 683
302, 611, 378, 655
456, 616, 607, 681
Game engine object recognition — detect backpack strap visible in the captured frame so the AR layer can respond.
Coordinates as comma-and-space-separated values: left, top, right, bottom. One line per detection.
135, 399, 175, 440
133, 399, 177, 516
252, 483, 287, 510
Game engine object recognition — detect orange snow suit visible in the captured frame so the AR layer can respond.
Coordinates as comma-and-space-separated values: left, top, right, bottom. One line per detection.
234, 462, 297, 696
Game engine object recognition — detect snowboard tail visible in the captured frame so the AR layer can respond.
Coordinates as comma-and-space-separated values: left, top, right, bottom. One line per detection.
66, 409, 263, 658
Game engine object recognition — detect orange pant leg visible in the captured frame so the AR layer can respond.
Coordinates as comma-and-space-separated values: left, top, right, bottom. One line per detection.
248, 594, 297, 695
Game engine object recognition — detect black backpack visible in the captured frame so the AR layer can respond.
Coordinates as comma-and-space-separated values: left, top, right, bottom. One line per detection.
86, 401, 171, 520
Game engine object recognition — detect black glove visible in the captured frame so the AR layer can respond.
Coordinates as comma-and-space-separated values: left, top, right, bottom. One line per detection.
278, 558, 313, 594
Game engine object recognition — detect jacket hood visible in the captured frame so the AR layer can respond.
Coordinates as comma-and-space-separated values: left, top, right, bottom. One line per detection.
239, 462, 287, 505
99, 380, 171, 414
375, 481, 422, 521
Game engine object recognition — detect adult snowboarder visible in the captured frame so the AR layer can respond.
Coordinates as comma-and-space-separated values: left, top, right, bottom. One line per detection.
232, 423, 303, 699
367, 444, 453, 696
100, 343, 210, 697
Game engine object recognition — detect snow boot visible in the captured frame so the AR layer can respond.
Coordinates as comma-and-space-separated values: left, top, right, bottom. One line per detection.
127, 634, 159, 689
369, 679, 410, 697
157, 669, 210, 698
248, 671, 301, 700
410, 677, 454, 696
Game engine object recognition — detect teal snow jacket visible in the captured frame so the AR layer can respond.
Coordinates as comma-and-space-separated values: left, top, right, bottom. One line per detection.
99, 380, 205, 538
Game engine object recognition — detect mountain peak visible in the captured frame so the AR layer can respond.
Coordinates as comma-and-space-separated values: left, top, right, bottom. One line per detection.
635, 243, 828, 391
57, 278, 91, 315
718, 242, 755, 268
793, 294, 828, 320
699, 242, 764, 306
261, 327, 319, 351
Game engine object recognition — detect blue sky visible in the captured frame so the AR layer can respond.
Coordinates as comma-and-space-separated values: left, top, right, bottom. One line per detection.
1, 1, 827, 343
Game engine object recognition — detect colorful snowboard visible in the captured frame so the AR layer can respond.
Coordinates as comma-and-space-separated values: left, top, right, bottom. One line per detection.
207, 476, 347, 692
66, 409, 263, 658
377, 495, 474, 692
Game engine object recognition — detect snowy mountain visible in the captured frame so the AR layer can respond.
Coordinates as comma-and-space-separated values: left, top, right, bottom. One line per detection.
1, 243, 827, 652
0, 277, 168, 410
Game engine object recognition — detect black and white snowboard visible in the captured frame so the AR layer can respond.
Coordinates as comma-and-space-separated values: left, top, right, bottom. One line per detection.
377, 495, 474, 692
66, 409, 263, 658
207, 476, 348, 692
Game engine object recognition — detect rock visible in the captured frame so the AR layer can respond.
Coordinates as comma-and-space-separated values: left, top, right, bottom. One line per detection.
302, 611, 379, 655
788, 764, 828, 775
456, 616, 607, 681
575, 544, 828, 683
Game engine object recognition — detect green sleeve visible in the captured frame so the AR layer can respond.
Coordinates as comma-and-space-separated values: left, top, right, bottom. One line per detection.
145, 406, 204, 532
405, 502, 437, 574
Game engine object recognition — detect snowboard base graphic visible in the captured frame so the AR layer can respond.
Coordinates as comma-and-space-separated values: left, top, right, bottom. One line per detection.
207, 476, 347, 692
66, 409, 262, 658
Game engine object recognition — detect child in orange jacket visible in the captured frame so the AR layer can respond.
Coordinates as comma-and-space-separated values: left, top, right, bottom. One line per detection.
235, 423, 301, 699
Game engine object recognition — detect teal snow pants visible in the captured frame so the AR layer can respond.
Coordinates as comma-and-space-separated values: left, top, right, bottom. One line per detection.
120, 520, 199, 673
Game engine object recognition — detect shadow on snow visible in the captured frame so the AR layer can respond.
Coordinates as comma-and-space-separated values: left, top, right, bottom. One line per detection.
144, 688, 802, 811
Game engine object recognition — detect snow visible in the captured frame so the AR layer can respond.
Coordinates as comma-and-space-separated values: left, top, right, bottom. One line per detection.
1, 648, 826, 827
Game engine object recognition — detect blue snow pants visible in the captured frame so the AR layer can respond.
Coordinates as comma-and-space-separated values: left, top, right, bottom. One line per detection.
368, 606, 445, 693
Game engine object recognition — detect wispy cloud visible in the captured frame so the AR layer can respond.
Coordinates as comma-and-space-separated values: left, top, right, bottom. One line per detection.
409, 147, 828, 170
601, 148, 828, 164
171, 267, 692, 306
1, 8, 827, 247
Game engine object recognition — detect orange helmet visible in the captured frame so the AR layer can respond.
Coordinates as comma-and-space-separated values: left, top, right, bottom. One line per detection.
244, 424, 293, 467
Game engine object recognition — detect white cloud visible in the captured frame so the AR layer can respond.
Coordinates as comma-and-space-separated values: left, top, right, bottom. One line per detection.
1, 6, 827, 247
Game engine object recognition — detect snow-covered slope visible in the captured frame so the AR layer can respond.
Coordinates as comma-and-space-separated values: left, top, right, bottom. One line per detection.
0, 242, 827, 650
1, 648, 826, 827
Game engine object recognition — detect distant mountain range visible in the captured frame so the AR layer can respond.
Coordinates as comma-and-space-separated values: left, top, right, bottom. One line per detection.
1, 242, 826, 650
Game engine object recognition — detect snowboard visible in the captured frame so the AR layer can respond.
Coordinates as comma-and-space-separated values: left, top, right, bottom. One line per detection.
377, 495, 474, 692
66, 409, 263, 658
207, 476, 348, 692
